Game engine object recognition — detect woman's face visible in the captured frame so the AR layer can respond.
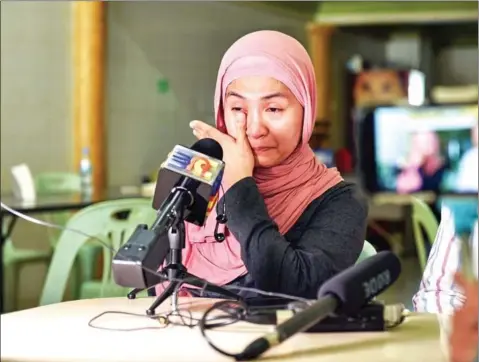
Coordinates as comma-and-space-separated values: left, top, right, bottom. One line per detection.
223, 76, 304, 168
411, 131, 440, 157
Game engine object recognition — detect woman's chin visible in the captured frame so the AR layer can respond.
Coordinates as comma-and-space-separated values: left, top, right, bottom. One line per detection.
253, 154, 279, 168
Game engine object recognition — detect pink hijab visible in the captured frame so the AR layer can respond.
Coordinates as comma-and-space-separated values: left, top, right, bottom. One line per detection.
156, 30, 342, 295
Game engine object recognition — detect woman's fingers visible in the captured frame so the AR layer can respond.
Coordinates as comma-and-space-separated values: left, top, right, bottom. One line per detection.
454, 272, 479, 297
189, 120, 227, 145
453, 272, 467, 287
235, 118, 249, 149
450, 271, 479, 362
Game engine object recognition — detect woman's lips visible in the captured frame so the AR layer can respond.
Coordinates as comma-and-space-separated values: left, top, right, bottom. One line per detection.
251, 147, 273, 154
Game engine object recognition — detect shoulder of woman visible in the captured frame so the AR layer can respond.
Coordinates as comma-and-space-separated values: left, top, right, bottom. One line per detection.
294, 181, 369, 225
308, 181, 369, 219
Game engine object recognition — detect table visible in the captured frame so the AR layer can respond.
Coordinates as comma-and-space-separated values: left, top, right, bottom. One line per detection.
1, 297, 447, 362
0, 189, 147, 313
0, 189, 146, 243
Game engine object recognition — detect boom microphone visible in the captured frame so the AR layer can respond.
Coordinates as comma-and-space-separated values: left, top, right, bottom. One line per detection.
112, 138, 225, 289
236, 251, 401, 361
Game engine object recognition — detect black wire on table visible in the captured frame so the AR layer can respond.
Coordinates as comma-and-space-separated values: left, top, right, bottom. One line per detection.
0, 201, 311, 357
199, 300, 254, 360
87, 305, 243, 332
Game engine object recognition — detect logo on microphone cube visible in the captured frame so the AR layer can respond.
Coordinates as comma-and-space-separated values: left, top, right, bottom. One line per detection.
362, 270, 391, 300
162, 145, 224, 186
205, 168, 223, 218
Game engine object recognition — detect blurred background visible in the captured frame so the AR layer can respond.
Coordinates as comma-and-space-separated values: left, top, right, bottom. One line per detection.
1, 1, 478, 312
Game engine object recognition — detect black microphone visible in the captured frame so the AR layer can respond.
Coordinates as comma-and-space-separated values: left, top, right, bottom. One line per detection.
152, 137, 224, 230
112, 138, 225, 289
236, 251, 401, 361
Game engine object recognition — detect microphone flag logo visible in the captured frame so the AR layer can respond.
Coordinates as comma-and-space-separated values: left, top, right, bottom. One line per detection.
161, 145, 224, 186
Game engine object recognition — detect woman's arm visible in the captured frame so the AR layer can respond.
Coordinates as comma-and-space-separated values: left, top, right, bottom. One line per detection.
223, 178, 368, 299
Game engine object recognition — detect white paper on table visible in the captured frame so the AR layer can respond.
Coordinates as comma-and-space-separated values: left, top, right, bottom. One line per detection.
10, 163, 36, 201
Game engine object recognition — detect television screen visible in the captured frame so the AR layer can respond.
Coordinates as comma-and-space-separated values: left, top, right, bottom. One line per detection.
358, 105, 478, 195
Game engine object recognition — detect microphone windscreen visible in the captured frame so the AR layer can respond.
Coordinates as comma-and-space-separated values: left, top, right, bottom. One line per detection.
317, 251, 401, 315
191, 138, 223, 160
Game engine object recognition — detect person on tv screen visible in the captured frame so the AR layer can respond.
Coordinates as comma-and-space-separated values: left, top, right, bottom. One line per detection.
396, 131, 447, 194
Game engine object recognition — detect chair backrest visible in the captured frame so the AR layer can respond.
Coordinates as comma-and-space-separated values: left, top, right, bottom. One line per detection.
35, 172, 81, 195
356, 240, 377, 264
34, 172, 82, 245
39, 198, 157, 306
411, 197, 439, 271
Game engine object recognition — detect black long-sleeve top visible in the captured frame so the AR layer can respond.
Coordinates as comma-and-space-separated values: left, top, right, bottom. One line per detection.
189, 177, 369, 300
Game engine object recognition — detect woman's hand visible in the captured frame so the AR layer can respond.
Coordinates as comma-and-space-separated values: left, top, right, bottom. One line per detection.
189, 119, 254, 187
449, 272, 478, 362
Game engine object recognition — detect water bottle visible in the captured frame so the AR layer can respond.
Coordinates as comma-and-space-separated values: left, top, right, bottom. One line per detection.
79, 147, 93, 200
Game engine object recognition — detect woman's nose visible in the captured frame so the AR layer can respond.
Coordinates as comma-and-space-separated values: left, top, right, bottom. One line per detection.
246, 111, 267, 139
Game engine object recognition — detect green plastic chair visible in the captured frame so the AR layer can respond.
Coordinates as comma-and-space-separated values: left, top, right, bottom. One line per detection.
35, 172, 105, 296
34, 172, 83, 247
2, 232, 52, 312
411, 197, 439, 272
2, 172, 86, 311
356, 240, 377, 264
35, 172, 81, 194
39, 198, 157, 306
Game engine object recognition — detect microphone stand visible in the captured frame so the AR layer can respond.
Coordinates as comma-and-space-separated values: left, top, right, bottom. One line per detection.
126, 207, 242, 316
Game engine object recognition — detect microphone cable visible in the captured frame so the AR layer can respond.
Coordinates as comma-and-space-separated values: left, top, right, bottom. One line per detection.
0, 202, 409, 360
197, 299, 408, 360
198, 299, 297, 359
0, 201, 310, 334
213, 184, 228, 242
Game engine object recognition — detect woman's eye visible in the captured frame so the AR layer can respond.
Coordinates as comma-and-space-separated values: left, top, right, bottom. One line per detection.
267, 107, 282, 113
231, 107, 243, 112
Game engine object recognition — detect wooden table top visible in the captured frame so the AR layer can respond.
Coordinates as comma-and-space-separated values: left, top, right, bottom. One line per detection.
1, 297, 446, 362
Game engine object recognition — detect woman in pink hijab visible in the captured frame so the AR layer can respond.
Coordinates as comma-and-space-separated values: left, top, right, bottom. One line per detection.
158, 30, 368, 300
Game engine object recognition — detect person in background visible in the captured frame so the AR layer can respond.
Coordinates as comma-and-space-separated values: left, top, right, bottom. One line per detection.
413, 206, 478, 362
456, 124, 478, 192
155, 30, 368, 300
396, 131, 447, 194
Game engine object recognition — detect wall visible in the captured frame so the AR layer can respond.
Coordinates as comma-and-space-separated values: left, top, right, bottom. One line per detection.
1, 2, 73, 311
384, 33, 478, 88
385, 34, 422, 69
329, 30, 387, 148
434, 45, 478, 86
0, 1, 73, 190
105, 2, 308, 187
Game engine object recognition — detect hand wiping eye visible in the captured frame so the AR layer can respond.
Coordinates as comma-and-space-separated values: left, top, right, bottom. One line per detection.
190, 119, 254, 188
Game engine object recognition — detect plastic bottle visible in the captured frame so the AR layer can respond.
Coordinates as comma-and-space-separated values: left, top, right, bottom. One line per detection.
79, 147, 93, 200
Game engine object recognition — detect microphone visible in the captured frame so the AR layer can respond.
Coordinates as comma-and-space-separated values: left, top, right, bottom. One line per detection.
152, 138, 225, 229
111, 138, 225, 289
236, 251, 401, 361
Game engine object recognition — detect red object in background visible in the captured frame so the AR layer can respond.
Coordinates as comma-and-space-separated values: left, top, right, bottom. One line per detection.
335, 148, 353, 173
